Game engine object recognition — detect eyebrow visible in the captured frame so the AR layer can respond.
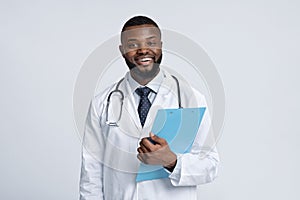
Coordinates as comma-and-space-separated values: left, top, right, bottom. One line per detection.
127, 35, 158, 42
146, 36, 157, 40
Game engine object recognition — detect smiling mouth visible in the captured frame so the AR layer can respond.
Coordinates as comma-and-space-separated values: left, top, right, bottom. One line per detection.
135, 56, 154, 66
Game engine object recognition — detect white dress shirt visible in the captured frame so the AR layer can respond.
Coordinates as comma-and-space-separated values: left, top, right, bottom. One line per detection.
127, 69, 164, 107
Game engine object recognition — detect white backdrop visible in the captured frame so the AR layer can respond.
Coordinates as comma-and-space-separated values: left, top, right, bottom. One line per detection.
0, 0, 299, 199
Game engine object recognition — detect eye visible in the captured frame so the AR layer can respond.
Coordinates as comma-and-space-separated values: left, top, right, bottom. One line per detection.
147, 41, 156, 46
127, 43, 139, 49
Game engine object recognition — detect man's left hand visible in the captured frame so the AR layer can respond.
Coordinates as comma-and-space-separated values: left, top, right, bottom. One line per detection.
137, 133, 177, 169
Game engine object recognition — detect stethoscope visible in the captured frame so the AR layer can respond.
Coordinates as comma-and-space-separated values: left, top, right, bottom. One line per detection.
105, 75, 182, 126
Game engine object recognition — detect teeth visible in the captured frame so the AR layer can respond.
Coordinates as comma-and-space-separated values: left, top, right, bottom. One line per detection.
140, 58, 152, 62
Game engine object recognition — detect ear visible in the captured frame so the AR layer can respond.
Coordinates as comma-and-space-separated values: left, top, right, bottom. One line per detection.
119, 45, 125, 57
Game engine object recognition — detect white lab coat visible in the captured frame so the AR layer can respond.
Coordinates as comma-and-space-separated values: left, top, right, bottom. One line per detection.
80, 70, 219, 200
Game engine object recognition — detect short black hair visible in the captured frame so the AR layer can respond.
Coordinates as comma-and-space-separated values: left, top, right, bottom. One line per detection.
121, 16, 160, 32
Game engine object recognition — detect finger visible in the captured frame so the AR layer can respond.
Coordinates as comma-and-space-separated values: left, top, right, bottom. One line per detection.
137, 154, 144, 162
137, 153, 148, 164
137, 147, 144, 154
138, 145, 150, 153
150, 134, 167, 145
140, 138, 155, 151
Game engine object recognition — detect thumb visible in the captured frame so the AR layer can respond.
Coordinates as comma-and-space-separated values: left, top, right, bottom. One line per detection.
149, 132, 165, 144
149, 132, 155, 137
150, 132, 159, 140
147, 132, 159, 145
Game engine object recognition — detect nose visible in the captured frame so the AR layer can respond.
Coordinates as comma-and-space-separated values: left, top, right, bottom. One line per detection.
137, 48, 149, 55
136, 43, 150, 54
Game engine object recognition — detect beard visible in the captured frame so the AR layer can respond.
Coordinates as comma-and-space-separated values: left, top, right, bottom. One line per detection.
124, 53, 163, 79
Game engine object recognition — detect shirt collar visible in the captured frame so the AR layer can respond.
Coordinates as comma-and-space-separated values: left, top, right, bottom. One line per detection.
126, 69, 164, 94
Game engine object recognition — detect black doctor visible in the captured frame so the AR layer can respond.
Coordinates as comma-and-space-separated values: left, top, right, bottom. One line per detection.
119, 17, 177, 171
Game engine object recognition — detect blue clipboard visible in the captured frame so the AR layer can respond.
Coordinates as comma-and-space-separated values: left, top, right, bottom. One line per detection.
136, 107, 206, 182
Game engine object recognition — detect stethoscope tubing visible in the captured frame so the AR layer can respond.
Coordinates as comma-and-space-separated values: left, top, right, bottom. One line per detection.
105, 75, 181, 126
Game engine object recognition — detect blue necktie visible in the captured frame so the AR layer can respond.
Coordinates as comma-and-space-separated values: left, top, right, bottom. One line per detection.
136, 87, 152, 127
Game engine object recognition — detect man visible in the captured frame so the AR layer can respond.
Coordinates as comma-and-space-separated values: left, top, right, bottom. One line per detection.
80, 16, 219, 200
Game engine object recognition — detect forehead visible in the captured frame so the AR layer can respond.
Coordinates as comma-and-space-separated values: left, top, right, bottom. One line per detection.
121, 25, 161, 42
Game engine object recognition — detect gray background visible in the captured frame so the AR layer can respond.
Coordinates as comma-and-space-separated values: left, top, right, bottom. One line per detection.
0, 0, 299, 199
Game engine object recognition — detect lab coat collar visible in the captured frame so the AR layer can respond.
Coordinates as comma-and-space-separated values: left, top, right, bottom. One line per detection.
118, 69, 176, 133
126, 69, 163, 94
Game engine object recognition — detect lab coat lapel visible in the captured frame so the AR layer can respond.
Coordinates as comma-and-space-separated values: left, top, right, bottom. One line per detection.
117, 71, 178, 132
120, 77, 144, 133
143, 73, 178, 128
152, 74, 176, 108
